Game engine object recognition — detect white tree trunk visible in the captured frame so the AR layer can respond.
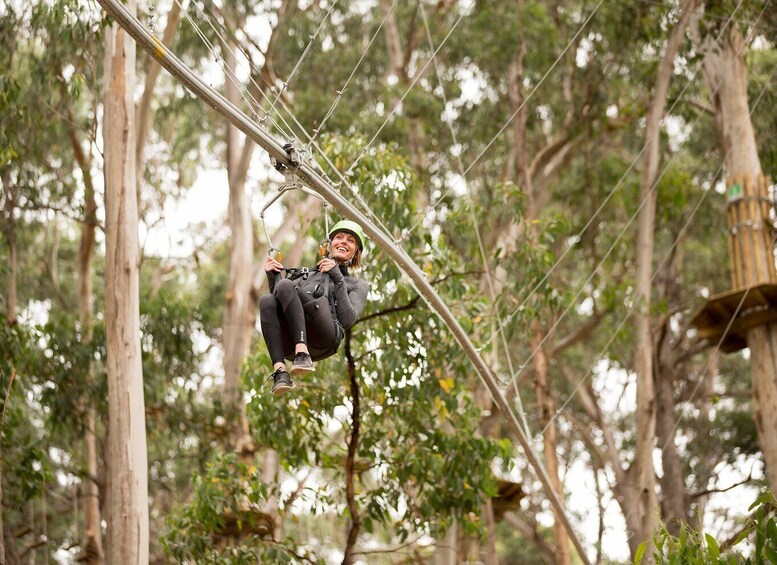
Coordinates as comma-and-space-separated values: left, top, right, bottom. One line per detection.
103, 5, 149, 562
222, 43, 256, 415
631, 0, 696, 550
532, 321, 570, 565
699, 24, 777, 497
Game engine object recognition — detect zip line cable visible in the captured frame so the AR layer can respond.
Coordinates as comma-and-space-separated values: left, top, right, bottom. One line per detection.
401, 0, 606, 240
95, 2, 593, 560
182, 0, 398, 239
341, 0, 475, 180
177, 0, 300, 143
177, 0, 394, 244
538, 0, 773, 443
484, 0, 752, 384
419, 3, 534, 440
264, 0, 341, 122
305, 0, 399, 152
173, 0, 297, 143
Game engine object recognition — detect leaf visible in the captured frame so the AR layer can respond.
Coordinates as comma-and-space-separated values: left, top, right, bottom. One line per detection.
767, 518, 777, 542
438, 377, 454, 394
705, 533, 720, 558
634, 541, 647, 565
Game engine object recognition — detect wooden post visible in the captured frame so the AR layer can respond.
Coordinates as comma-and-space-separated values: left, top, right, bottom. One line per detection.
725, 173, 777, 289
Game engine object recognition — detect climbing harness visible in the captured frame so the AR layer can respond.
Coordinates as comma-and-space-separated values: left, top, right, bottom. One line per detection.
260, 143, 332, 263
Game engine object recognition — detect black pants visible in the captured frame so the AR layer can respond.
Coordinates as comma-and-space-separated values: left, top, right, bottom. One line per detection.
259, 278, 338, 364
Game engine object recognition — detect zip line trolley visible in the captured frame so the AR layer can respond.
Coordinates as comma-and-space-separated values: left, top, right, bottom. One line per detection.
260, 143, 332, 279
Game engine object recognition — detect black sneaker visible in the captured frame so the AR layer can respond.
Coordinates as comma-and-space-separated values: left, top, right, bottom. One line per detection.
290, 352, 314, 376
270, 368, 294, 397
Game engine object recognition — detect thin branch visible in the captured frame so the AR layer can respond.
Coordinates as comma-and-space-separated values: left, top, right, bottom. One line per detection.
682, 97, 715, 115
690, 473, 755, 500
342, 329, 362, 564
353, 269, 482, 326
1, 369, 17, 437
552, 307, 611, 355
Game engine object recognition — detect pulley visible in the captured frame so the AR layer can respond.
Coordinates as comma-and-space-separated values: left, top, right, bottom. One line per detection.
259, 143, 331, 262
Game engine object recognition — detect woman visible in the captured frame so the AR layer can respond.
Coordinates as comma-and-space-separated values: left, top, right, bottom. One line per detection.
259, 220, 370, 396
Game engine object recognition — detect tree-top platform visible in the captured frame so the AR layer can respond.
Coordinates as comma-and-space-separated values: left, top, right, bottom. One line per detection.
691, 283, 777, 353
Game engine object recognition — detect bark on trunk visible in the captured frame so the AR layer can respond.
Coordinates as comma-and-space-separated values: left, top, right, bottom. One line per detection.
72, 122, 104, 564
4, 230, 16, 325
631, 0, 695, 550
532, 321, 570, 565
342, 331, 361, 564
654, 352, 687, 536
379, 0, 429, 179
103, 5, 149, 562
2, 170, 17, 325
698, 23, 777, 496
222, 43, 256, 417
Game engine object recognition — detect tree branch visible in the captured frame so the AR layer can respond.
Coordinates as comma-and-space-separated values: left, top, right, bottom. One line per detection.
342, 329, 362, 564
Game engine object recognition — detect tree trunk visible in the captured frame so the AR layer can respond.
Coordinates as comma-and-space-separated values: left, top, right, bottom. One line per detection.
433, 524, 457, 565
4, 228, 15, 325
379, 0, 430, 183
631, 0, 695, 550
2, 171, 17, 325
103, 4, 149, 562
698, 23, 777, 496
71, 110, 104, 565
532, 321, 570, 565
222, 42, 256, 420
654, 351, 687, 536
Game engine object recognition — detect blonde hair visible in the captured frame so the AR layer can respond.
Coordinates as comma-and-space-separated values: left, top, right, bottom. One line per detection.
349, 248, 362, 270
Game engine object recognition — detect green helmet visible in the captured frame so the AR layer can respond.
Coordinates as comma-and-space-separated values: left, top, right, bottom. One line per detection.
329, 220, 366, 251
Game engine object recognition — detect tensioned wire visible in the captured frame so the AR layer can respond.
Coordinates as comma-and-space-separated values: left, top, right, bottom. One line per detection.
418, 2, 534, 438
172, 0, 300, 143
303, 0, 399, 152
529, 2, 774, 535
499, 0, 756, 399
399, 0, 606, 241
263, 0, 341, 123
178, 0, 399, 239
537, 0, 774, 443
339, 0, 476, 181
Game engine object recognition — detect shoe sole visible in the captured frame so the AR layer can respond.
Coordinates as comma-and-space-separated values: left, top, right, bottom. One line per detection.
290, 365, 314, 377
272, 383, 295, 397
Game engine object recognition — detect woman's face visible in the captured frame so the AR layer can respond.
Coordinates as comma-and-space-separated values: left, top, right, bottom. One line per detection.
331, 231, 358, 262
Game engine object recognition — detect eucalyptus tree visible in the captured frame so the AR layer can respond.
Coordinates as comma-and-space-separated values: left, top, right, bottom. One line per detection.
692, 1, 777, 495
103, 0, 149, 559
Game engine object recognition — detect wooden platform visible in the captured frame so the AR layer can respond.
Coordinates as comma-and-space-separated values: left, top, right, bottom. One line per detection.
691, 283, 777, 353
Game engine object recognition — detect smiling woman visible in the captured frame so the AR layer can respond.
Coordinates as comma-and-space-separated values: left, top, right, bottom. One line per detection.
258, 220, 370, 396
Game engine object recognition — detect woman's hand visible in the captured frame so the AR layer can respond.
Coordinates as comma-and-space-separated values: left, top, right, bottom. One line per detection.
265, 255, 284, 273
318, 257, 336, 273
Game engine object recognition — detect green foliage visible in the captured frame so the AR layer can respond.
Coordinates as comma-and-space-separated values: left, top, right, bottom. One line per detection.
162, 452, 300, 564
636, 492, 777, 565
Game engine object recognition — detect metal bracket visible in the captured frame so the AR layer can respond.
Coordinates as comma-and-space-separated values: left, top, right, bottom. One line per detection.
270, 142, 301, 174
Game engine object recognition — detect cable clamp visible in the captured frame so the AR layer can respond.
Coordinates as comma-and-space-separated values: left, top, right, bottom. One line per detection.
271, 142, 301, 175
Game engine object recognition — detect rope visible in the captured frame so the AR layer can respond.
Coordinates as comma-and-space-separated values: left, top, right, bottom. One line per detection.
264, 0, 341, 121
